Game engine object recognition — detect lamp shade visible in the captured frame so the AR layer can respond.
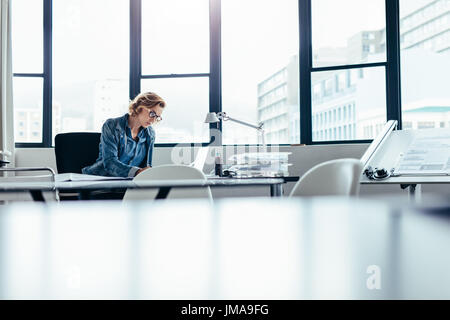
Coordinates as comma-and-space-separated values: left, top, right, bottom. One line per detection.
204, 112, 220, 123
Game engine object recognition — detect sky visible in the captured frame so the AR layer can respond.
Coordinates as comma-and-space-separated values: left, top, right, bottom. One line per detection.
312, 0, 386, 48
312, 0, 436, 48
221, 0, 299, 125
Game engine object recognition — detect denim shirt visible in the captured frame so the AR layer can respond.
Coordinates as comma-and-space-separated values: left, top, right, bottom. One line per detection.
82, 114, 155, 177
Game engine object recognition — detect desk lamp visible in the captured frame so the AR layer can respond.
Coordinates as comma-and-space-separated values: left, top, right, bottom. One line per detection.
204, 112, 266, 148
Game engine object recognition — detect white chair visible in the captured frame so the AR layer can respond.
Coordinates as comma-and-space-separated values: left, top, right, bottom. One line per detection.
0, 167, 59, 202
289, 159, 364, 197
123, 164, 213, 201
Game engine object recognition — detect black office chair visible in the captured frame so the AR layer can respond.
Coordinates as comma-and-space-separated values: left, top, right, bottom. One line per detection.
54, 132, 101, 174
54, 132, 124, 200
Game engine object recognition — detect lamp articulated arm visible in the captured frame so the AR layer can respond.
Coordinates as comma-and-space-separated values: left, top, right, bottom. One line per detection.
217, 112, 266, 148
206, 112, 266, 148
217, 112, 264, 131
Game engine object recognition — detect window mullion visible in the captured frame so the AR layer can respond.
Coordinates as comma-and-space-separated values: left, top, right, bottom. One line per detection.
141, 73, 210, 79
385, 0, 402, 129
209, 0, 222, 145
299, 0, 312, 145
43, 0, 52, 147
130, 0, 142, 100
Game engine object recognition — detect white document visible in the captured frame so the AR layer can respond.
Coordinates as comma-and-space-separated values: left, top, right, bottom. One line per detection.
55, 173, 131, 182
393, 134, 450, 176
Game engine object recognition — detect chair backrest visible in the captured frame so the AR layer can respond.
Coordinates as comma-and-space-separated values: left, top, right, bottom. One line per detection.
123, 164, 213, 201
289, 159, 364, 197
54, 132, 101, 174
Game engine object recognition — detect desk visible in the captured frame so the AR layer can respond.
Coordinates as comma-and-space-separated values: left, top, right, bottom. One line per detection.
0, 177, 287, 201
0, 197, 449, 299
206, 175, 299, 197
361, 124, 450, 200
361, 176, 450, 200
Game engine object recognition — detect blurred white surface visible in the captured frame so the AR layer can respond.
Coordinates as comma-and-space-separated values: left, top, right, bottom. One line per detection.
0, 197, 449, 299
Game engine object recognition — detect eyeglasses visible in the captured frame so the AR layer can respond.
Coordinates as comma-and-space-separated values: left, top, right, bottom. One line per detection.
149, 110, 162, 122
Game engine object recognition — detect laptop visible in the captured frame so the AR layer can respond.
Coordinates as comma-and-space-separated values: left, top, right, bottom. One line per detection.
191, 147, 209, 172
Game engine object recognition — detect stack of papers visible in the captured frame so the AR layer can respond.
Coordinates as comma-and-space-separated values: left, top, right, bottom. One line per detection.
55, 173, 132, 182
227, 152, 292, 177
393, 135, 450, 176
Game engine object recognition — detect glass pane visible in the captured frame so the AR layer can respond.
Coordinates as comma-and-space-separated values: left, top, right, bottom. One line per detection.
11, 0, 43, 73
142, 0, 209, 75
222, 0, 299, 145
52, 0, 129, 143
13, 77, 44, 143
312, 0, 386, 67
312, 67, 386, 141
141, 78, 210, 144
400, 0, 450, 130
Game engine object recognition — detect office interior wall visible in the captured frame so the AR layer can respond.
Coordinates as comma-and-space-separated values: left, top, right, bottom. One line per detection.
149, 144, 404, 197
14, 145, 450, 199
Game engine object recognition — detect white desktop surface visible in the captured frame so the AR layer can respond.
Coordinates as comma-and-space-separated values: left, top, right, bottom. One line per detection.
0, 197, 449, 299
0, 177, 285, 191
361, 175, 450, 184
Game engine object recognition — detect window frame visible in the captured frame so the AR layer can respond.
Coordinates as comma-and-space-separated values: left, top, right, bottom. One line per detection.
15, 0, 402, 148
14, 0, 52, 148
130, 0, 218, 147
299, 0, 402, 145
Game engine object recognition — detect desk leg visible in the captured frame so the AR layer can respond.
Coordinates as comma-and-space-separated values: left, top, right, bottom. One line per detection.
408, 184, 422, 203
30, 190, 46, 202
78, 190, 92, 200
270, 184, 283, 197
155, 187, 172, 200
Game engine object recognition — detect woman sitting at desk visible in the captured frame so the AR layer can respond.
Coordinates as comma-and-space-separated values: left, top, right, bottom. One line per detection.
82, 92, 166, 177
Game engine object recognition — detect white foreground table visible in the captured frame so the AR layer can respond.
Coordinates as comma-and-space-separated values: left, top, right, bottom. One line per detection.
0, 197, 449, 299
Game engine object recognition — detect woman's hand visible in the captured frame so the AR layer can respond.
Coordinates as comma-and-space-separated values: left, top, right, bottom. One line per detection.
135, 166, 152, 176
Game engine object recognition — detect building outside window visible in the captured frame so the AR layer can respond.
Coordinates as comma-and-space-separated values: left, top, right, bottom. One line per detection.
400, 0, 450, 131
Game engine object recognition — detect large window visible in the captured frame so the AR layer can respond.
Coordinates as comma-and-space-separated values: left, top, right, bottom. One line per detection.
400, 0, 450, 131
312, 0, 386, 67
141, 77, 210, 143
311, 0, 388, 142
52, 0, 129, 141
140, 0, 210, 144
311, 67, 387, 141
12, 0, 44, 143
221, 0, 300, 145
12, 0, 409, 147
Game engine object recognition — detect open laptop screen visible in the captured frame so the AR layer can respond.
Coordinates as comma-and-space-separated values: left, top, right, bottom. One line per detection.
192, 147, 209, 172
